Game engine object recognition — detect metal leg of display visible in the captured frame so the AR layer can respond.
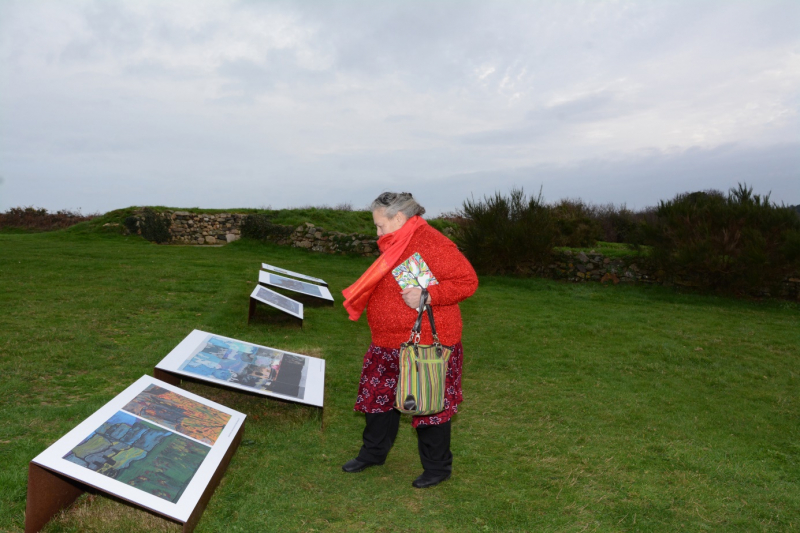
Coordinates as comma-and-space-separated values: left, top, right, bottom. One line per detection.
25, 424, 244, 533
247, 296, 303, 327
154, 366, 182, 387
247, 297, 256, 323
25, 463, 86, 533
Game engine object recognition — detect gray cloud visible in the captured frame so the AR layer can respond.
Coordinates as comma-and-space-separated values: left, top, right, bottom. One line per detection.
0, 0, 798, 214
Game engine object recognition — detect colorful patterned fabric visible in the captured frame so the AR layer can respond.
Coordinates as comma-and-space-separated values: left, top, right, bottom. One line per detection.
395, 342, 452, 415
342, 215, 428, 321
354, 343, 463, 428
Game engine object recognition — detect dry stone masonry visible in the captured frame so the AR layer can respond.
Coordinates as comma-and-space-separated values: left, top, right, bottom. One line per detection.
167, 211, 246, 245
542, 250, 799, 299
285, 223, 379, 257
135, 210, 380, 257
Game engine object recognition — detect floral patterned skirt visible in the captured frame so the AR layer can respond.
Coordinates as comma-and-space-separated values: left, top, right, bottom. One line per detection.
354, 342, 463, 428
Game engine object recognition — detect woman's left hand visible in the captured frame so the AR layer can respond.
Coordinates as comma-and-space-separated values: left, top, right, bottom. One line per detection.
401, 287, 431, 309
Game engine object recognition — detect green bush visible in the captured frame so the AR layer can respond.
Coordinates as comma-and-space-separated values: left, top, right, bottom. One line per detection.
455, 188, 556, 274
241, 214, 294, 241
0, 206, 94, 232
648, 183, 800, 292
550, 199, 603, 247
590, 203, 652, 246
139, 208, 172, 244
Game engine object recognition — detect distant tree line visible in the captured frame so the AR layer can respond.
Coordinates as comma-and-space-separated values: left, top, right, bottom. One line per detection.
0, 207, 95, 231
453, 184, 800, 294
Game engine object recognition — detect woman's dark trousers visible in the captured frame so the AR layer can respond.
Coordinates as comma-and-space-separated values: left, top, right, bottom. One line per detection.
416, 421, 453, 475
357, 410, 452, 474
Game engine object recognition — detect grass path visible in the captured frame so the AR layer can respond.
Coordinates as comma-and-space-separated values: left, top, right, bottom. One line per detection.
1, 231, 798, 532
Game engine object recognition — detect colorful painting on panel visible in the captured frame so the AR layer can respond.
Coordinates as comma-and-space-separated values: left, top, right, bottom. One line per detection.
121, 385, 231, 445
63, 411, 209, 503
178, 335, 307, 399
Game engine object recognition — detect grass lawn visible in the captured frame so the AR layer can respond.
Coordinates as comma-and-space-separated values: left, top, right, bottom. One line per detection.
1, 228, 798, 532
554, 241, 650, 259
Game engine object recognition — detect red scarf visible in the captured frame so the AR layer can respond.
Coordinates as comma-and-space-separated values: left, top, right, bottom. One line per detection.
342, 216, 427, 321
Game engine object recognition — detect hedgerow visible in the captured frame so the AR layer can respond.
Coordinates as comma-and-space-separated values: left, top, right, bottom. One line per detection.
647, 183, 800, 293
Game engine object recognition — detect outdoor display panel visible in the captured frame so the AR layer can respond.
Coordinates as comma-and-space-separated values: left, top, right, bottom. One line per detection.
261, 262, 327, 286
258, 271, 334, 303
155, 329, 325, 408
249, 285, 303, 320
27, 375, 245, 532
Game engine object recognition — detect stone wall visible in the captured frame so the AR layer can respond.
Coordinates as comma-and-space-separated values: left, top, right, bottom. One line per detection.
141, 210, 380, 257
539, 250, 800, 299
282, 222, 380, 257
166, 211, 246, 245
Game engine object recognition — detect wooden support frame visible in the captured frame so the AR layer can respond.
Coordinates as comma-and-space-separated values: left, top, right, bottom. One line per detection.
25, 423, 244, 533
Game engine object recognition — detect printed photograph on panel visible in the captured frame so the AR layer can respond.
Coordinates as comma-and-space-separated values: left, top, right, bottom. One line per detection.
121, 385, 231, 445
268, 273, 323, 297
255, 286, 301, 315
261, 263, 326, 285
178, 335, 308, 399
63, 411, 209, 503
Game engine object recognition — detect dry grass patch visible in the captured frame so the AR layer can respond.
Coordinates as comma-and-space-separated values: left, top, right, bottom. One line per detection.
45, 494, 180, 533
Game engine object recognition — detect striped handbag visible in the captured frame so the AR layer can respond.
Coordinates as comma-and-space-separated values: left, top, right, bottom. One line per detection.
395, 289, 453, 416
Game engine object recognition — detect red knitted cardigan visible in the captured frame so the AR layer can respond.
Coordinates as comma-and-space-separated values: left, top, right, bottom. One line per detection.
366, 224, 478, 347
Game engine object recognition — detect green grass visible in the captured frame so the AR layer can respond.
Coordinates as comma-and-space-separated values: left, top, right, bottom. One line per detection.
1, 230, 798, 532
554, 241, 651, 259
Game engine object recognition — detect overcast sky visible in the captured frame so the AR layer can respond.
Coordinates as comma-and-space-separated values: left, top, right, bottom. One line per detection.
1, 0, 798, 216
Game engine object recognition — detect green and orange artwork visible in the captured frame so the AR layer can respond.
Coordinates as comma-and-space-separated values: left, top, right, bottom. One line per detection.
63, 411, 209, 503
122, 385, 230, 445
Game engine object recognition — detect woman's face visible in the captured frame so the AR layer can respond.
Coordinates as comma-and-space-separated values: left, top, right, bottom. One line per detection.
373, 208, 408, 237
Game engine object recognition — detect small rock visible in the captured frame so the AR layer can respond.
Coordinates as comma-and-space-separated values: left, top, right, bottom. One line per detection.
600, 272, 619, 285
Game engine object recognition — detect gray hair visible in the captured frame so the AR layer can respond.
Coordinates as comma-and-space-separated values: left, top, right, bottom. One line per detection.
370, 192, 426, 219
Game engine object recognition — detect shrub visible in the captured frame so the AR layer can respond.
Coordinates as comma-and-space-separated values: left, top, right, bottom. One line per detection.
591, 203, 657, 247
241, 214, 294, 241
455, 188, 556, 274
0, 207, 94, 231
550, 199, 603, 247
648, 183, 800, 293
138, 208, 172, 243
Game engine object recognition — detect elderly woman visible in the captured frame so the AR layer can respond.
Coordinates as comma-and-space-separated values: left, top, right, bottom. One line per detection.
341, 192, 478, 488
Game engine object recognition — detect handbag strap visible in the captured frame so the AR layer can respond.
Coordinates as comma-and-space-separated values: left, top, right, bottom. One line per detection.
409, 288, 441, 344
